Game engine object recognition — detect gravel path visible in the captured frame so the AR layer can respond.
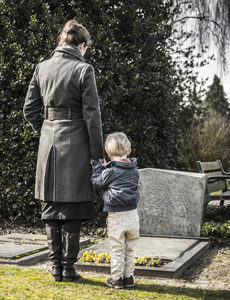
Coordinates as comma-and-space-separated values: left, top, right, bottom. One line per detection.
145, 245, 230, 291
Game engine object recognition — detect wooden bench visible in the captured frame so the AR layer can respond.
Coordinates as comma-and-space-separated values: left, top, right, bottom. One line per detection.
196, 160, 230, 209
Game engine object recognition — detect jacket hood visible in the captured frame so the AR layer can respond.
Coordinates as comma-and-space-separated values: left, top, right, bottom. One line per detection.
52, 44, 85, 62
106, 157, 137, 169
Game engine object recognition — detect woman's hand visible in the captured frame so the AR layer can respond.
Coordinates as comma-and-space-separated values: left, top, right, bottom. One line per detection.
100, 158, 106, 164
90, 158, 106, 165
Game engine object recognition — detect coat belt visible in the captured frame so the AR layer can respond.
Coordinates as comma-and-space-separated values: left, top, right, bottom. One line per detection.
44, 107, 83, 120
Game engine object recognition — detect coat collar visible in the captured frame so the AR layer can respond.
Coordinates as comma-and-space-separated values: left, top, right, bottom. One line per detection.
106, 158, 137, 169
52, 44, 85, 62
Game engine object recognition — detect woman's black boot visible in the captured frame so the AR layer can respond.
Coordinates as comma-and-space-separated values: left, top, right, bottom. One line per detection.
62, 231, 80, 282
46, 225, 63, 282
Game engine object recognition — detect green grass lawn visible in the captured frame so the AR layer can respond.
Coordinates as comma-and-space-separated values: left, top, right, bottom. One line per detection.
0, 265, 229, 300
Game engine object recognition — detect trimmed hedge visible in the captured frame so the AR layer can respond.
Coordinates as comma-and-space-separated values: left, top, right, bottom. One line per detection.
201, 205, 230, 244
1, 1, 182, 223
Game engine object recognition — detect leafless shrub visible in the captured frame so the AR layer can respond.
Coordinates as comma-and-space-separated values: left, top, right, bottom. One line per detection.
180, 113, 230, 171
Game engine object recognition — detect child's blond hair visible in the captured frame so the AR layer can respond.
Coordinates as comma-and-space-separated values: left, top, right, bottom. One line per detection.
105, 132, 131, 157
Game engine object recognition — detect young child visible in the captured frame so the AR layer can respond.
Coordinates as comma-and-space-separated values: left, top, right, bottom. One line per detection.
91, 132, 140, 289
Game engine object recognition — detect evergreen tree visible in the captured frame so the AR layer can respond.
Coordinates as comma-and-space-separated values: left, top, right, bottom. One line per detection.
205, 75, 230, 117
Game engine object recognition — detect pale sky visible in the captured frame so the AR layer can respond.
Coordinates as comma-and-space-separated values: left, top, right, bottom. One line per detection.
174, 17, 230, 102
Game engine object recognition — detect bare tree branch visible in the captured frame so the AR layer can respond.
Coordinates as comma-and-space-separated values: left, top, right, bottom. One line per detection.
172, 0, 230, 68
173, 16, 223, 30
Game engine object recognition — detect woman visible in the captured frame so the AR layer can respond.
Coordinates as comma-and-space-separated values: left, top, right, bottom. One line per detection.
23, 20, 104, 282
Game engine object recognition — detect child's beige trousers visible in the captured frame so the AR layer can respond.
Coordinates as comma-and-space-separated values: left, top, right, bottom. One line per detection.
106, 208, 140, 280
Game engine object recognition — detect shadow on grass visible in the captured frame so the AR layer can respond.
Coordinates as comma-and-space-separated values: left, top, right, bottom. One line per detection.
78, 276, 230, 299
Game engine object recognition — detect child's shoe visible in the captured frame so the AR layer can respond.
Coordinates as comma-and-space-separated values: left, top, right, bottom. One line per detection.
106, 277, 124, 289
123, 275, 135, 288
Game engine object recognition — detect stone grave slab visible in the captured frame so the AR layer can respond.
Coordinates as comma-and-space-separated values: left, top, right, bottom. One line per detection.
0, 233, 90, 265
75, 236, 210, 278
138, 168, 207, 237
78, 236, 198, 260
0, 244, 47, 259
0, 233, 47, 245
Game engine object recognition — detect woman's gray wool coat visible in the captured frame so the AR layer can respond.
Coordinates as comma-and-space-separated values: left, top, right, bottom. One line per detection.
23, 44, 104, 203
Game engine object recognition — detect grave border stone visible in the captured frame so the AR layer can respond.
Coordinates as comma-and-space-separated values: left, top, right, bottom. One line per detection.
0, 249, 50, 266
74, 236, 210, 278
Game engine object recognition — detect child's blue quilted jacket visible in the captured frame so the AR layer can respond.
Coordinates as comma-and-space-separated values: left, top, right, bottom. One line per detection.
91, 158, 140, 212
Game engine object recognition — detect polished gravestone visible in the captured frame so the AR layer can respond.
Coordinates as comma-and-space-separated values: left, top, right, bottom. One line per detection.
0, 233, 90, 265
75, 168, 209, 278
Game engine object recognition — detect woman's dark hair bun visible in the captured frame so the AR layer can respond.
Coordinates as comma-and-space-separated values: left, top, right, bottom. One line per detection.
66, 29, 76, 35
58, 20, 92, 47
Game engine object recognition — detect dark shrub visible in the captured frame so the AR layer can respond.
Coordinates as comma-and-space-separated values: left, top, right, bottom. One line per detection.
0, 0, 182, 224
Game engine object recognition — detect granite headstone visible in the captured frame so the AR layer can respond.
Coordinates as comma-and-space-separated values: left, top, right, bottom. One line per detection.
138, 168, 207, 237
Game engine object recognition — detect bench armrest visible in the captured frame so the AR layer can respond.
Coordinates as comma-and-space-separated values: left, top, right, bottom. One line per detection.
218, 160, 230, 175
222, 171, 230, 175
207, 175, 230, 182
